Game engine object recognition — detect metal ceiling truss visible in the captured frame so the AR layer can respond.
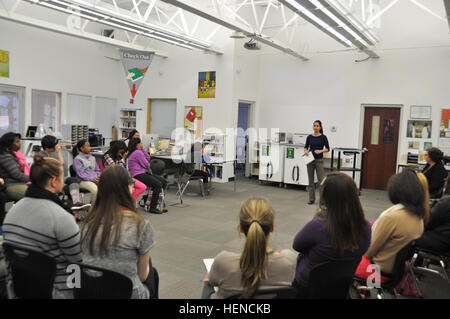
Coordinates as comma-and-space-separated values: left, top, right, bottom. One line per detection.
161, 0, 310, 60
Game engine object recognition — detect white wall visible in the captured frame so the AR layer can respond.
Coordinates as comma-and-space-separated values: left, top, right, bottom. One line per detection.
0, 18, 122, 138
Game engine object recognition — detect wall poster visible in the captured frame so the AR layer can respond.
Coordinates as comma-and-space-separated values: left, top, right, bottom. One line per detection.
184, 106, 202, 141
0, 50, 9, 78
198, 71, 216, 98
382, 119, 395, 144
407, 120, 432, 139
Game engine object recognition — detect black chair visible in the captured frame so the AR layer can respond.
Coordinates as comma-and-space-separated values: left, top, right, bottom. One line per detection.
225, 286, 298, 299
307, 260, 360, 299
73, 263, 133, 299
412, 248, 450, 285
2, 243, 56, 299
354, 241, 419, 299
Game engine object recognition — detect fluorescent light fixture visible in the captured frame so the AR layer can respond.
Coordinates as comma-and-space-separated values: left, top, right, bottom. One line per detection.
26, 0, 219, 53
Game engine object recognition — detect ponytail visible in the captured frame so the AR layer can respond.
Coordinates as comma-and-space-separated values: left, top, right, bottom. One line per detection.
30, 154, 62, 188
72, 139, 87, 157
238, 198, 274, 299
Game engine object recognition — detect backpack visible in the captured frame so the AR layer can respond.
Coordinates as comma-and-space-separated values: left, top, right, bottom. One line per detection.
139, 191, 165, 212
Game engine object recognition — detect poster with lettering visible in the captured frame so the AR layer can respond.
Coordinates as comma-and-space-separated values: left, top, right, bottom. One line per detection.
198, 71, 216, 98
0, 50, 9, 78
121, 50, 154, 104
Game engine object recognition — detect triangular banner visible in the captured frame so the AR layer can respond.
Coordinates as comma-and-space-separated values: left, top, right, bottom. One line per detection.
121, 50, 154, 104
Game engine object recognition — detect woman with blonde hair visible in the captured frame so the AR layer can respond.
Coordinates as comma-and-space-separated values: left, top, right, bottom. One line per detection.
201, 198, 297, 299
80, 165, 158, 299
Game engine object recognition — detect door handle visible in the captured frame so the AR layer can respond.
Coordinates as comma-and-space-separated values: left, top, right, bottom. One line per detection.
296, 166, 300, 182
292, 166, 296, 182
266, 163, 270, 180
269, 163, 273, 179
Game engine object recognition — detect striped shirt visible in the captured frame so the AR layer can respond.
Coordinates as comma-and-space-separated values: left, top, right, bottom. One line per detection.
2, 197, 82, 299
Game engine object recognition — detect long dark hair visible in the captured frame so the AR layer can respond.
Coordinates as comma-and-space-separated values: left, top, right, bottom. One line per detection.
388, 169, 426, 219
0, 132, 21, 156
81, 165, 144, 257
318, 172, 368, 256
127, 129, 139, 140
105, 141, 127, 161
72, 139, 87, 157
127, 138, 141, 158
314, 120, 323, 134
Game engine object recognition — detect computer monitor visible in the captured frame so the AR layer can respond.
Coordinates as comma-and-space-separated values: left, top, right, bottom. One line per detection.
141, 134, 159, 152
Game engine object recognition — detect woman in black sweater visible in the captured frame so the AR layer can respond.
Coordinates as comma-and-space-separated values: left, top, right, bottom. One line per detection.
423, 147, 448, 199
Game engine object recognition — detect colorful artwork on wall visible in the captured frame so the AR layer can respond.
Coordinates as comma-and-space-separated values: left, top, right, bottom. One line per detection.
0, 50, 9, 78
184, 106, 202, 140
406, 120, 432, 139
198, 71, 216, 98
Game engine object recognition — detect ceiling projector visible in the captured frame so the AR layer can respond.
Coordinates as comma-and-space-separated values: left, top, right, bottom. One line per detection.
244, 39, 260, 50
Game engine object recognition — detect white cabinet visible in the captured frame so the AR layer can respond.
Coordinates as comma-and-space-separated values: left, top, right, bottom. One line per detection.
259, 143, 284, 184
283, 145, 317, 186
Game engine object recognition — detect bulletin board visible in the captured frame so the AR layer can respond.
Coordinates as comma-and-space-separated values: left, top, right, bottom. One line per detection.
184, 106, 202, 141
438, 109, 450, 156
0, 50, 9, 78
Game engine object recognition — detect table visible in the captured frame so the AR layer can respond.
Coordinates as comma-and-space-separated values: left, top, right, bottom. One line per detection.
330, 148, 368, 193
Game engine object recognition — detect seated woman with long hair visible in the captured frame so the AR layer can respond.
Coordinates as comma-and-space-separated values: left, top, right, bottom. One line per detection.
127, 138, 167, 214
292, 172, 371, 298
80, 165, 158, 299
354, 169, 426, 283
201, 197, 297, 299
102, 140, 146, 201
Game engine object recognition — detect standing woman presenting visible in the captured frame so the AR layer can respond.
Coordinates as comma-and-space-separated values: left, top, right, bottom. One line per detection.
304, 120, 330, 205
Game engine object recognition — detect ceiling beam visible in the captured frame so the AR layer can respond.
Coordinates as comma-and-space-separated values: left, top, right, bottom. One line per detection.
0, 7, 168, 58
161, 0, 309, 60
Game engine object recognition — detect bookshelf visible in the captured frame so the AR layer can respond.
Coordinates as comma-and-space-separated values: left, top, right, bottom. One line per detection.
203, 133, 234, 183
119, 108, 139, 139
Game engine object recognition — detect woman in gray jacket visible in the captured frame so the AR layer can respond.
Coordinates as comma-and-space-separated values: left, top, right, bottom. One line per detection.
0, 132, 29, 202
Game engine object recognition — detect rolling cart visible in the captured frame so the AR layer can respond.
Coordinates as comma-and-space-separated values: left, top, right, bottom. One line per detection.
330, 148, 368, 194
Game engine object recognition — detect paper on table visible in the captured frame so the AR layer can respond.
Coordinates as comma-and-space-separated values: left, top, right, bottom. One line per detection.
203, 258, 214, 272
302, 152, 315, 165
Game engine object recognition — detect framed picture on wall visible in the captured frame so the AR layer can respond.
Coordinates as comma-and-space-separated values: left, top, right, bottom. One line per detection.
406, 120, 432, 138
410, 105, 432, 119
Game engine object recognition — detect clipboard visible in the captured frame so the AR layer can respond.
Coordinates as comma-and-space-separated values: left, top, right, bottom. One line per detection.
302, 152, 315, 165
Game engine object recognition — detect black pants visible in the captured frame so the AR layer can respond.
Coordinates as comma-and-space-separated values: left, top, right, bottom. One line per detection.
415, 233, 450, 254
0, 188, 7, 226
143, 257, 159, 299
191, 170, 209, 184
135, 173, 167, 209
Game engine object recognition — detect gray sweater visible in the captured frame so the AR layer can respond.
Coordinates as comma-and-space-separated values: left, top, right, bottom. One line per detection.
2, 197, 82, 298
0, 152, 29, 186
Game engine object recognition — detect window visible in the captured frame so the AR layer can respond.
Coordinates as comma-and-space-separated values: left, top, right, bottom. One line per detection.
0, 84, 25, 136
149, 99, 177, 139
67, 93, 92, 125
371, 115, 380, 145
32, 89, 61, 133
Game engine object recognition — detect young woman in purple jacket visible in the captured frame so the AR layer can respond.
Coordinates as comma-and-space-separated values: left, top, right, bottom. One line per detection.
127, 138, 167, 214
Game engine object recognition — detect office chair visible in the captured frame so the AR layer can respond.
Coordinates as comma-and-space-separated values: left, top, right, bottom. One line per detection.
307, 260, 360, 299
73, 263, 133, 299
2, 243, 56, 299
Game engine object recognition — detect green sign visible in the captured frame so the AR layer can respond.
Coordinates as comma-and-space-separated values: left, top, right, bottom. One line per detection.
286, 147, 295, 159
262, 145, 270, 156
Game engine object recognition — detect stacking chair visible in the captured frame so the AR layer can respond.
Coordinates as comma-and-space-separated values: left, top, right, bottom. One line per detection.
353, 241, 420, 299
73, 263, 133, 299
412, 248, 450, 285
225, 287, 298, 299
307, 260, 360, 299
2, 243, 56, 299
172, 162, 206, 208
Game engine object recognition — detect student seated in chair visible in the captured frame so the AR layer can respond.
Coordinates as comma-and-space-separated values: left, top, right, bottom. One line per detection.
72, 140, 100, 205
127, 138, 167, 214
201, 197, 297, 299
422, 147, 448, 199
292, 172, 371, 298
40, 135, 90, 213
102, 140, 146, 201
354, 169, 426, 285
2, 154, 82, 298
80, 165, 158, 299
0, 132, 29, 204
415, 177, 450, 254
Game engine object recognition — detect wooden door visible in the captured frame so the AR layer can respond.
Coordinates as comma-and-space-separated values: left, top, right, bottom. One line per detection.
362, 107, 401, 190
